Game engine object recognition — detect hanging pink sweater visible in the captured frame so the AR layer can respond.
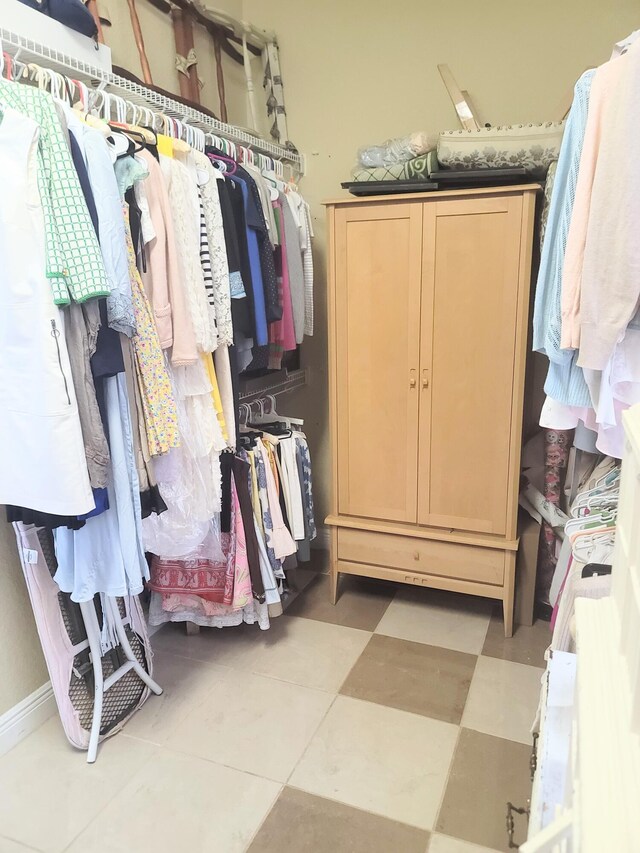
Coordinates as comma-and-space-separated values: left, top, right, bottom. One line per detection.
560, 52, 631, 364
139, 149, 198, 366
269, 200, 297, 357
576, 40, 640, 370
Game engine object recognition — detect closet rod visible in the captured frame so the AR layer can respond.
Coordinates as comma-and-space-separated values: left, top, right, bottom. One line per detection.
0, 25, 306, 172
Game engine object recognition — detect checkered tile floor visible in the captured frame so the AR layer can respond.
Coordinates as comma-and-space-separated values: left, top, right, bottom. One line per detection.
0, 556, 549, 853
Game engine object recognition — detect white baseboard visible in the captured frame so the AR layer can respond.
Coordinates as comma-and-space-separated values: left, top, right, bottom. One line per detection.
311, 526, 330, 550
0, 682, 56, 758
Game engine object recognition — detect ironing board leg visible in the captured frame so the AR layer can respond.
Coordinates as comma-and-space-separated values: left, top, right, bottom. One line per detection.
106, 597, 163, 696
79, 601, 105, 764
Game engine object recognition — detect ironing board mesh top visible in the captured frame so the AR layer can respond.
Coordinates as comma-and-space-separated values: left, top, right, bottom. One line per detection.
69, 627, 148, 735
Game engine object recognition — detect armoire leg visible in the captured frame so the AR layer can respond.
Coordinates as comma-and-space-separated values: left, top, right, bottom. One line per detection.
503, 551, 516, 638
185, 621, 200, 636
329, 565, 339, 604
329, 526, 339, 604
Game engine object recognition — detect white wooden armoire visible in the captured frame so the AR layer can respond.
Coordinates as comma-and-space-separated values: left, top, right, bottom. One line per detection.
325, 186, 538, 636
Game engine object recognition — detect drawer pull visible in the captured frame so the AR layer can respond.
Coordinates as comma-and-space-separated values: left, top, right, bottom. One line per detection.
413, 551, 420, 561
530, 732, 538, 781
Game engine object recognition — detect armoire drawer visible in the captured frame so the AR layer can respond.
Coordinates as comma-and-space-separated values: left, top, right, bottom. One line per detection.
337, 528, 504, 586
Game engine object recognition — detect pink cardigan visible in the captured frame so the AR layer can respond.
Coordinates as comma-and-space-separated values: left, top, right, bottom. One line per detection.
577, 40, 640, 370
560, 55, 628, 354
139, 149, 198, 366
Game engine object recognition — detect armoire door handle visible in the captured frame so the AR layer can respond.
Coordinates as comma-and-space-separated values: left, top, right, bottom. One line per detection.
422, 369, 430, 389
409, 369, 417, 389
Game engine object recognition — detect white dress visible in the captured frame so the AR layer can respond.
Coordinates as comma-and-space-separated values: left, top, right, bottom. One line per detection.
0, 107, 94, 515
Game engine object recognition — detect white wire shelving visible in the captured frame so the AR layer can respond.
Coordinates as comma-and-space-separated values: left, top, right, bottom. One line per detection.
238, 368, 308, 404
0, 24, 305, 172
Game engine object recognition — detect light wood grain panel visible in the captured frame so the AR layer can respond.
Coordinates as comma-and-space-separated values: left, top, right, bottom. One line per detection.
419, 194, 524, 535
504, 191, 537, 540
337, 527, 504, 585
334, 203, 422, 522
337, 559, 505, 601
325, 512, 520, 551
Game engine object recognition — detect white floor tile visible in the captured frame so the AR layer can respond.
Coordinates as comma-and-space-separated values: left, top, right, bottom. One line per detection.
122, 651, 227, 746
429, 833, 500, 852
290, 695, 458, 830
154, 616, 371, 692
0, 717, 154, 853
375, 588, 492, 655
166, 669, 334, 782
65, 748, 281, 853
0, 838, 40, 853
461, 656, 544, 745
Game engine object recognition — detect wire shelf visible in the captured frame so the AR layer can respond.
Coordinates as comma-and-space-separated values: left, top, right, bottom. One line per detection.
106, 71, 304, 168
1, 25, 108, 81
0, 26, 305, 170
239, 369, 308, 403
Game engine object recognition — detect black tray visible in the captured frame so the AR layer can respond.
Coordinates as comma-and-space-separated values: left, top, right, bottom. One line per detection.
341, 180, 439, 196
343, 167, 533, 197
432, 166, 530, 185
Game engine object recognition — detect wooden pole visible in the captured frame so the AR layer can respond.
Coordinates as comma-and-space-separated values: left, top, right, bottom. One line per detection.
86, 0, 105, 43
213, 30, 227, 123
125, 0, 153, 85
171, 7, 200, 104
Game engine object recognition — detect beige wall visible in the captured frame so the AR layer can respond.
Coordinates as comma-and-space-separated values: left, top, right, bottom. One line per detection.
244, 0, 640, 526
0, 524, 48, 716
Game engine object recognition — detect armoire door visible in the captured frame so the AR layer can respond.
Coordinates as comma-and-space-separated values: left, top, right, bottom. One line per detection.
334, 202, 423, 522
418, 195, 524, 535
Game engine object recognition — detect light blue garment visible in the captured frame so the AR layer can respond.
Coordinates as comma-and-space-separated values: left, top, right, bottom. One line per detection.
532, 70, 595, 407
62, 105, 136, 337
83, 130, 136, 337
54, 374, 149, 602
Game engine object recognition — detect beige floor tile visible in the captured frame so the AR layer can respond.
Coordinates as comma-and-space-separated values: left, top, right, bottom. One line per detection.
0, 717, 154, 853
249, 787, 430, 852
66, 748, 280, 853
461, 656, 543, 745
154, 615, 371, 692
341, 634, 476, 724
436, 729, 531, 852
429, 833, 500, 852
482, 609, 551, 668
123, 650, 228, 745
166, 669, 334, 782
375, 588, 492, 655
290, 695, 458, 830
0, 839, 40, 853
286, 572, 396, 631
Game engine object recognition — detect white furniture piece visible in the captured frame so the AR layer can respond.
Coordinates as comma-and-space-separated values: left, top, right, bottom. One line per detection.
524, 402, 640, 851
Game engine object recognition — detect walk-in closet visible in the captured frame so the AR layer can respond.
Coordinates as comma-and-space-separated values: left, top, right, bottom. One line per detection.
0, 1, 639, 851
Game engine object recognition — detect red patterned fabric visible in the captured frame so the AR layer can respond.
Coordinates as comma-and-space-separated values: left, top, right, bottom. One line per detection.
149, 532, 234, 604
537, 428, 573, 605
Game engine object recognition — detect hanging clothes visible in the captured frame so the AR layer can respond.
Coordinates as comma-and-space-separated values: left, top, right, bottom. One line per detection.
0, 106, 95, 516
0, 69, 315, 630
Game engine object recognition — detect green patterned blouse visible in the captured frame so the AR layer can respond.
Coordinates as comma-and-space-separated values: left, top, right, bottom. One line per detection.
0, 81, 111, 305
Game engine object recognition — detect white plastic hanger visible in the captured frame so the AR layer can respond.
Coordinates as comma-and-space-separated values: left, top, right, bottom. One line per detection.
250, 394, 303, 428
611, 29, 640, 58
